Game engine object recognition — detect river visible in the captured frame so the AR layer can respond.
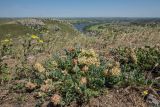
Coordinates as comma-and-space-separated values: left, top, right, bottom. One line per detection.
73, 23, 91, 32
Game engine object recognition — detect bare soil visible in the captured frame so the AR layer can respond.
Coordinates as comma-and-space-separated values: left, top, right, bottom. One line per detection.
0, 87, 148, 107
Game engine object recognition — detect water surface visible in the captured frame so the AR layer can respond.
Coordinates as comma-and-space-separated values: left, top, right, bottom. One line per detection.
73, 23, 91, 32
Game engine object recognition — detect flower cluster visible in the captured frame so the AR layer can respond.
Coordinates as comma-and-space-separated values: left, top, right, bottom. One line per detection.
142, 90, 149, 96
31, 34, 39, 39
78, 49, 100, 66
1, 38, 12, 44
31, 34, 44, 43
23, 48, 123, 106
4, 39, 10, 42
34, 62, 45, 73
104, 61, 121, 77
38, 39, 44, 43
111, 66, 121, 76
127, 48, 137, 64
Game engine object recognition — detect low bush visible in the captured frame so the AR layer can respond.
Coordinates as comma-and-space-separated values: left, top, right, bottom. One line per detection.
111, 46, 160, 86
16, 47, 123, 106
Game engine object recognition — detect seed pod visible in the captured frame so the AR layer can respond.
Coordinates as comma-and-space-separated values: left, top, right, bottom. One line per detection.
81, 65, 89, 72
72, 58, 78, 65
80, 77, 87, 85
72, 65, 79, 73
40, 84, 50, 92
68, 47, 75, 52
61, 69, 68, 75
103, 69, 110, 77
51, 94, 62, 106
25, 82, 37, 91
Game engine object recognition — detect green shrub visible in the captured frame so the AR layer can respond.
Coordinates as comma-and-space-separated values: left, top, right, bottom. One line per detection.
44, 48, 106, 105
16, 47, 122, 106
0, 39, 13, 56
0, 63, 11, 84
111, 46, 160, 86
12, 46, 160, 106
136, 46, 160, 72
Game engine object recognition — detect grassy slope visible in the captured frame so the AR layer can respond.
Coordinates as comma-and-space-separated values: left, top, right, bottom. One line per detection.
0, 19, 75, 40
0, 24, 37, 40
0, 19, 95, 56
85, 23, 160, 49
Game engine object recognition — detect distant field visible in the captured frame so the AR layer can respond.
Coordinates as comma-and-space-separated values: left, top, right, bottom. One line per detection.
0, 18, 76, 40
84, 22, 160, 48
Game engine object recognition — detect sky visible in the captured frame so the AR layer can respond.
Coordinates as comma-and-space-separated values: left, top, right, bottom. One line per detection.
0, 0, 160, 17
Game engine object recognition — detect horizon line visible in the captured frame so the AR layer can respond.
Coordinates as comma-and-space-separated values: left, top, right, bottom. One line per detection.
0, 16, 160, 19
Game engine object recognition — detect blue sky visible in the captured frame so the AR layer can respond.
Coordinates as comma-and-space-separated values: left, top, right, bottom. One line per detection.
0, 0, 160, 17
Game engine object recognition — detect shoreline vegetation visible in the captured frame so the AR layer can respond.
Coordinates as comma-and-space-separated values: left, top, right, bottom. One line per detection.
0, 18, 160, 107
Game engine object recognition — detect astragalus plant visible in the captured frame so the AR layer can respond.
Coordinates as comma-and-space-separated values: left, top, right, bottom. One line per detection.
20, 47, 122, 106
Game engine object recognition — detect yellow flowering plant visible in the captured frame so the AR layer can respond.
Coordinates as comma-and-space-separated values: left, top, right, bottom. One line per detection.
1, 38, 12, 44
41, 47, 107, 105
110, 46, 159, 87
103, 60, 122, 87
31, 34, 39, 39
19, 47, 130, 106
0, 38, 13, 56
142, 90, 149, 96
78, 49, 100, 66
104, 61, 121, 77
3, 39, 10, 42
34, 62, 45, 73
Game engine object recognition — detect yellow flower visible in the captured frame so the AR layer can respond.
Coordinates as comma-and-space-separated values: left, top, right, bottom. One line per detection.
111, 66, 121, 76
104, 64, 121, 77
4, 39, 10, 42
38, 39, 44, 43
34, 62, 45, 73
1, 38, 13, 45
142, 90, 148, 96
78, 49, 100, 66
127, 48, 137, 64
130, 53, 137, 64
80, 49, 97, 57
31, 35, 39, 39
2, 38, 12, 43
